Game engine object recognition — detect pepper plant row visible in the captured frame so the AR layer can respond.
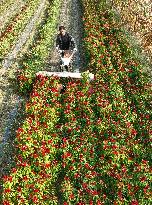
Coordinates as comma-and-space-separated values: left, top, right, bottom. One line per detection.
0, 0, 42, 59
0, 0, 25, 36
2, 75, 62, 204
0, 0, 15, 15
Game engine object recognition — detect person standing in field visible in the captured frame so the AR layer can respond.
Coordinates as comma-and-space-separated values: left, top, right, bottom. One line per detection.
56, 25, 77, 57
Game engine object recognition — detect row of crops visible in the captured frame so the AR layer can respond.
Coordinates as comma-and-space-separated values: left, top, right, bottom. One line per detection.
0, 0, 45, 59
1, 0, 151, 204
0, 0, 16, 15
0, 0, 24, 35
0, 0, 27, 32
17, 0, 61, 94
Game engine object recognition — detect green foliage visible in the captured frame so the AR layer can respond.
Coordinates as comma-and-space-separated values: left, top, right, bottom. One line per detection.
17, 0, 61, 94
1, 0, 151, 204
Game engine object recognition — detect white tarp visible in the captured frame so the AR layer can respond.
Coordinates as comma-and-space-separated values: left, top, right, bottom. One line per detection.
36, 71, 95, 81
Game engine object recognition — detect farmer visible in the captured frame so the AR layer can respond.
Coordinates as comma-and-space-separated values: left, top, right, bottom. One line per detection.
56, 25, 77, 57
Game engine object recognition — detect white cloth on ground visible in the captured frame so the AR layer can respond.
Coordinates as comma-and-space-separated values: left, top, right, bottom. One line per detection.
61, 57, 71, 66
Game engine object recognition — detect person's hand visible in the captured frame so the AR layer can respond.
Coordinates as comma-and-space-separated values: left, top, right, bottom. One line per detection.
56, 47, 62, 54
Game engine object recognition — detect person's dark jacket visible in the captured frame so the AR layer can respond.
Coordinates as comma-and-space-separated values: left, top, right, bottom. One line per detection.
56, 32, 76, 50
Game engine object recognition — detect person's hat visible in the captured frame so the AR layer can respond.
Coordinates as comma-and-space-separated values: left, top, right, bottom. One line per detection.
59, 25, 65, 30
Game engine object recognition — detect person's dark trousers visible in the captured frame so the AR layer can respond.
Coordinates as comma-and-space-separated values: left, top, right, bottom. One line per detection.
60, 84, 66, 94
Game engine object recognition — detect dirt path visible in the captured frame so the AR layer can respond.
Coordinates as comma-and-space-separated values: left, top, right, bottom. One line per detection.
45, 0, 85, 72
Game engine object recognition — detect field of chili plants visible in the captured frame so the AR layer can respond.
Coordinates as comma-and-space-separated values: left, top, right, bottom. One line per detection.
0, 0, 42, 59
0, 0, 15, 15
1, 0, 152, 204
2, 75, 62, 204
0, 0, 25, 36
